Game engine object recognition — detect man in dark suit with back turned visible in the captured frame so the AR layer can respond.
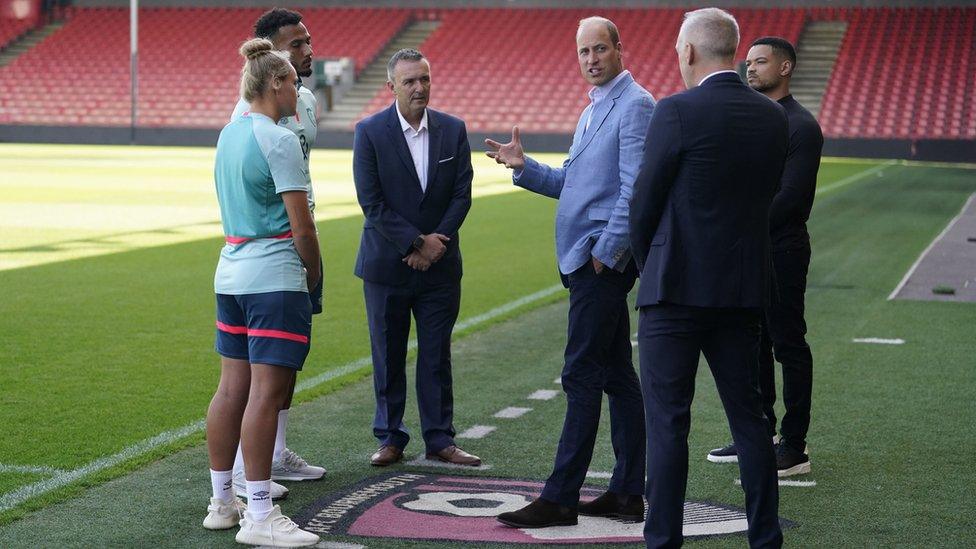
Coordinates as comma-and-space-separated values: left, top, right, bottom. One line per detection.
630, 8, 787, 548
353, 48, 480, 468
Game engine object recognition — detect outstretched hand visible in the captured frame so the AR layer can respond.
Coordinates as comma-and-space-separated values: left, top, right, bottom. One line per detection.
485, 126, 525, 171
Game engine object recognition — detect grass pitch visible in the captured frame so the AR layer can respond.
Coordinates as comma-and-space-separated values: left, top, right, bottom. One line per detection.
0, 144, 974, 546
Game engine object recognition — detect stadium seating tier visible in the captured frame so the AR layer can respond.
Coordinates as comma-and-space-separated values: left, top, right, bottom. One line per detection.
0, 6, 972, 140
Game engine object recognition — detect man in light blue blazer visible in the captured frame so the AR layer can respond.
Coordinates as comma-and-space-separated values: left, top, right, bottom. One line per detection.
488, 16, 655, 528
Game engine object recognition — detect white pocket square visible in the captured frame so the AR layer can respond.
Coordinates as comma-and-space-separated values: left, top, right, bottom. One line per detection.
438, 156, 455, 164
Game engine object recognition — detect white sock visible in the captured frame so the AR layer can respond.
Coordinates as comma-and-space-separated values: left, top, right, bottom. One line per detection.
233, 442, 244, 475
273, 409, 289, 462
246, 479, 274, 521
209, 469, 234, 503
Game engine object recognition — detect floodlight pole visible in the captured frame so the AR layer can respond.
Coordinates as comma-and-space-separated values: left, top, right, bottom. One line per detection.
129, 0, 138, 144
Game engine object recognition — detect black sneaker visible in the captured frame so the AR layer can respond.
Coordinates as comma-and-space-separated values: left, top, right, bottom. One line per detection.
578, 491, 645, 522
707, 442, 738, 463
776, 442, 811, 477
497, 498, 577, 528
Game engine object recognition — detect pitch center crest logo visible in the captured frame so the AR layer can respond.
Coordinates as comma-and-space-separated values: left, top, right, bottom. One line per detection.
295, 473, 768, 544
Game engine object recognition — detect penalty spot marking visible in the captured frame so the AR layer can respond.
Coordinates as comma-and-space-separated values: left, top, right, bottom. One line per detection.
553, 377, 561, 384
0, 284, 564, 514
457, 425, 496, 439
852, 338, 905, 345
493, 407, 532, 419
586, 471, 612, 479
528, 389, 559, 400
736, 478, 817, 488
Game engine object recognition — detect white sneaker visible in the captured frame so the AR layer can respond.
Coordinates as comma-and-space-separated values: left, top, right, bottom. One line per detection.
235, 505, 320, 547
233, 469, 289, 500
271, 448, 326, 481
203, 497, 247, 530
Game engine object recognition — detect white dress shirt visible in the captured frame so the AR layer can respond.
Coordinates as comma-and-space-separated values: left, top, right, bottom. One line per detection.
586, 69, 631, 131
395, 101, 429, 192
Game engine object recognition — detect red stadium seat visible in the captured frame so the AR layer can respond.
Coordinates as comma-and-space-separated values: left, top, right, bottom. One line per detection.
0, 6, 972, 140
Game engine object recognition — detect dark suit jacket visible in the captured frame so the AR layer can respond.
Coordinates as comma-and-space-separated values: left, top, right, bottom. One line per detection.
353, 104, 473, 286
629, 72, 789, 309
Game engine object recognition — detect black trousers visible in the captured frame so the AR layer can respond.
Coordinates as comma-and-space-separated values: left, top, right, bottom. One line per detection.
759, 247, 813, 452
639, 304, 782, 549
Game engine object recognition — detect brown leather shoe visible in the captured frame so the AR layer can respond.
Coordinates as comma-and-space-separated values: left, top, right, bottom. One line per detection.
370, 445, 403, 466
426, 445, 482, 466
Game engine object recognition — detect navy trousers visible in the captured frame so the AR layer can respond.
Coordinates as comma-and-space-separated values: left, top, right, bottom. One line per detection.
759, 247, 813, 452
541, 260, 646, 508
639, 304, 782, 549
364, 276, 460, 454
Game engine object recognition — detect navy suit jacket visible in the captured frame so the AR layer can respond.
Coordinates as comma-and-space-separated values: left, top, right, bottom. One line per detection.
629, 72, 789, 309
353, 104, 473, 286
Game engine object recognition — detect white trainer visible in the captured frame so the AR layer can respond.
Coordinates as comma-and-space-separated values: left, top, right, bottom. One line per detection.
271, 448, 326, 481
235, 505, 320, 547
203, 497, 247, 530
233, 469, 289, 500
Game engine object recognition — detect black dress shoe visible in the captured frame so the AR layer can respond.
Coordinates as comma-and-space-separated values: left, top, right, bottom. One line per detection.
578, 491, 645, 522
497, 498, 577, 528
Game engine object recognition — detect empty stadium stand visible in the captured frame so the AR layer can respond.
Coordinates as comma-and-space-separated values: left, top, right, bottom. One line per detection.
359, 7, 805, 134
0, 7, 410, 126
0, 17, 33, 50
813, 7, 976, 139
0, 5, 973, 149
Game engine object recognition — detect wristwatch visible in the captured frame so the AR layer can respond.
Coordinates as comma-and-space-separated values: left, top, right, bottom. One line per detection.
412, 235, 425, 250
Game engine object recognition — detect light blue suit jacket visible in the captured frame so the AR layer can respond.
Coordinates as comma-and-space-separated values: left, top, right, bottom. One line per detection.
515, 72, 655, 275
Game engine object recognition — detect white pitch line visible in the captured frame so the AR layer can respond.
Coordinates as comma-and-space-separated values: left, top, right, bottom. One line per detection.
735, 478, 817, 487
493, 407, 532, 419
852, 338, 905, 345
0, 464, 66, 476
528, 389, 560, 400
405, 454, 493, 470
0, 284, 565, 514
585, 471, 612, 479
457, 425, 496, 439
887, 193, 976, 301
815, 159, 897, 197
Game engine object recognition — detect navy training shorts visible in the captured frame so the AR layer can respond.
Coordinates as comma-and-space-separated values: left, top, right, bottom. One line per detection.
215, 291, 312, 370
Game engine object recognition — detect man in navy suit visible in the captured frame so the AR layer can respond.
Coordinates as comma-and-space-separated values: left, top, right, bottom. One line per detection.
630, 8, 787, 548
353, 49, 480, 468
488, 17, 654, 528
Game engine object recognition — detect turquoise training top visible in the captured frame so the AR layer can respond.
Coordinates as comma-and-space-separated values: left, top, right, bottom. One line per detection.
213, 112, 310, 295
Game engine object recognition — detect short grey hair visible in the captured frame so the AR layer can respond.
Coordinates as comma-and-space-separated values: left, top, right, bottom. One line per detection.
678, 7, 739, 61
577, 16, 620, 46
387, 48, 426, 83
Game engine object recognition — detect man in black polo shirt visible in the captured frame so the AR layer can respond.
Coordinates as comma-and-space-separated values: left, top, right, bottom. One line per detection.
707, 36, 823, 477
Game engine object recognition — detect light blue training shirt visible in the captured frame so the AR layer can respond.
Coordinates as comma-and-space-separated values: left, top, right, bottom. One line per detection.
213, 112, 310, 295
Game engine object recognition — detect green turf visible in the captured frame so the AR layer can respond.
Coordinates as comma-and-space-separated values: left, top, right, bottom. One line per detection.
1, 146, 975, 546
0, 190, 557, 466
0, 473, 47, 496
